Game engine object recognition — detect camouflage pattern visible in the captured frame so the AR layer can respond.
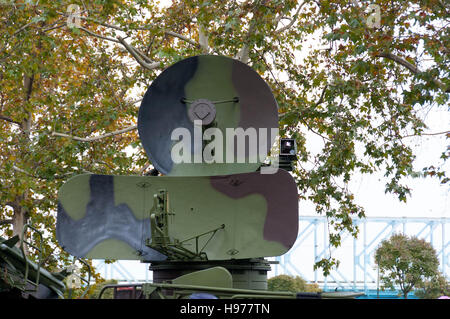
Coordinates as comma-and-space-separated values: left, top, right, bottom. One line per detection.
56, 170, 298, 261
138, 55, 278, 176
23, 55, 369, 299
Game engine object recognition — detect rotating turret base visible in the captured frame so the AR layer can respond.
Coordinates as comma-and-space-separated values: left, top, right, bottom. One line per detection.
149, 258, 272, 290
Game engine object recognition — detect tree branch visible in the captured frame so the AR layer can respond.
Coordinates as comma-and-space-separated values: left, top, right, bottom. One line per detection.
13, 20, 37, 36
24, 74, 34, 103
139, 162, 151, 175
42, 22, 67, 33
279, 85, 328, 117
83, 16, 125, 32
376, 52, 449, 93
376, 52, 419, 74
198, 25, 209, 53
130, 98, 143, 104
79, 26, 120, 43
12, 165, 31, 176
70, 15, 195, 68
0, 114, 21, 125
51, 124, 137, 142
81, 16, 200, 48
235, 0, 266, 63
40, 17, 67, 32
275, 2, 306, 34
12, 165, 54, 180
165, 30, 200, 47
235, 20, 257, 64
401, 130, 450, 138
77, 25, 162, 70
117, 36, 160, 70
314, 84, 328, 107
82, 24, 157, 65
78, 24, 159, 69
13, 163, 91, 180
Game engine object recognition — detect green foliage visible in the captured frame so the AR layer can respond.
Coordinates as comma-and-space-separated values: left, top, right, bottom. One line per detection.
268, 274, 321, 293
87, 279, 118, 299
415, 273, 450, 299
375, 233, 440, 299
0, 0, 448, 279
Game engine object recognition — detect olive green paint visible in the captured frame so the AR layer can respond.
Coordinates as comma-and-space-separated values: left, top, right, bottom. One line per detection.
58, 174, 91, 221
172, 266, 232, 288
169, 56, 259, 176
58, 174, 287, 261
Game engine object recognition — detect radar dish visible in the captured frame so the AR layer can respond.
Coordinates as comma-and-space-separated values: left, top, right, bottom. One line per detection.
138, 55, 278, 176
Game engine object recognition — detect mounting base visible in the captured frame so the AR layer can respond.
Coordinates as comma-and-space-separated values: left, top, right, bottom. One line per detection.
149, 258, 272, 291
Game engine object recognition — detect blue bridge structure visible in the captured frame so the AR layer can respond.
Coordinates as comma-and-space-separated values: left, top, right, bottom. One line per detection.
273, 216, 448, 298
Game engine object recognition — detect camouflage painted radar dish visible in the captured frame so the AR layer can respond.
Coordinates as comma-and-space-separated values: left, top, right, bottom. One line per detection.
56, 170, 298, 261
138, 55, 278, 176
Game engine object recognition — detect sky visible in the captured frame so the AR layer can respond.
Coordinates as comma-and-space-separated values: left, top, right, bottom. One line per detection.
301, 105, 449, 219
354, 106, 448, 219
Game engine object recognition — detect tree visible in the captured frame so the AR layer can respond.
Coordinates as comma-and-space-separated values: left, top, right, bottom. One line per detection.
0, 0, 448, 276
268, 274, 321, 293
415, 273, 450, 299
374, 233, 440, 299
0, 1, 141, 274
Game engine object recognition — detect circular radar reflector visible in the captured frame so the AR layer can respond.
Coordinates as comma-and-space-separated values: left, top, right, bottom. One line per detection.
138, 55, 278, 176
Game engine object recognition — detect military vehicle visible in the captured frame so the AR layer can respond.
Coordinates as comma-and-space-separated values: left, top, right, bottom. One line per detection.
0, 224, 73, 299
3, 55, 363, 299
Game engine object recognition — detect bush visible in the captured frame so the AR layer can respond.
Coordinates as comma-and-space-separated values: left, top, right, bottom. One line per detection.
415, 274, 450, 299
268, 274, 321, 293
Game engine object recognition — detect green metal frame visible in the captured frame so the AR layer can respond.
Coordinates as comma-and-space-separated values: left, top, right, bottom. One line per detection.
0, 232, 66, 298
147, 189, 225, 261
66, 258, 92, 299
76, 258, 92, 298
19, 224, 43, 292
140, 282, 365, 299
